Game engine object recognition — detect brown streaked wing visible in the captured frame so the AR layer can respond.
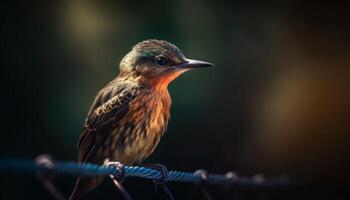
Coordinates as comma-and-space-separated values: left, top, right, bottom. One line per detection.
77, 83, 139, 163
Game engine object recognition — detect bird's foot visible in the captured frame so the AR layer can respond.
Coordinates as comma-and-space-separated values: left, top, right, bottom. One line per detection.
106, 161, 133, 200
105, 161, 125, 182
143, 163, 175, 200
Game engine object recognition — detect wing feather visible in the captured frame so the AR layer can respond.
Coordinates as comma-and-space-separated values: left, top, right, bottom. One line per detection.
77, 82, 139, 163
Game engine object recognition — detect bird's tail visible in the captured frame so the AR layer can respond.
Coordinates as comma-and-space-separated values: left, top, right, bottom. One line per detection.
69, 176, 103, 200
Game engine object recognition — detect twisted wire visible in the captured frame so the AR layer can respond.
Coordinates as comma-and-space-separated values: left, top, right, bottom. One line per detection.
0, 156, 292, 189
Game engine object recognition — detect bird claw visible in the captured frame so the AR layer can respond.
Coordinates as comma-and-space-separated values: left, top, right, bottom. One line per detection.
106, 161, 125, 182
106, 161, 133, 200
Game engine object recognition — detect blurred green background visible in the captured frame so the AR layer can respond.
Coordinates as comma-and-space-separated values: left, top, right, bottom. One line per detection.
1, 1, 349, 199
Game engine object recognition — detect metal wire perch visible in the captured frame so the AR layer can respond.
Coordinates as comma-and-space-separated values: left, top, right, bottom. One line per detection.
0, 155, 294, 199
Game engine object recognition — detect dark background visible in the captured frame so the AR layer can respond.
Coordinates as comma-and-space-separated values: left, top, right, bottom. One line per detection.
1, 1, 349, 199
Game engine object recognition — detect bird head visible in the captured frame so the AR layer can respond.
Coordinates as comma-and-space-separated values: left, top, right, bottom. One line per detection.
119, 39, 213, 89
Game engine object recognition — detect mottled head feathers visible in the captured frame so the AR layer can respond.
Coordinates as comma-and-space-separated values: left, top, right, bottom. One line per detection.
119, 39, 186, 75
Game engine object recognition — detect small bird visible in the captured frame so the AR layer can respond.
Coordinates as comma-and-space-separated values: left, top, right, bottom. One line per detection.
70, 39, 213, 199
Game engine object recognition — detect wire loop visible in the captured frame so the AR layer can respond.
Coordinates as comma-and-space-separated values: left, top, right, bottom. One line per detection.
143, 164, 175, 200
194, 169, 213, 200
35, 155, 66, 200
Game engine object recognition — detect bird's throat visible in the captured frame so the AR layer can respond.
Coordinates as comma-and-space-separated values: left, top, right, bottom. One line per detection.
151, 69, 188, 90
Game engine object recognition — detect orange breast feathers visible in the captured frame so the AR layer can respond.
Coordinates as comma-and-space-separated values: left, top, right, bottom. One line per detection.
126, 88, 171, 135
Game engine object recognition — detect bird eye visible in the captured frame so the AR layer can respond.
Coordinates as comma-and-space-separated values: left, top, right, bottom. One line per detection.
155, 56, 169, 66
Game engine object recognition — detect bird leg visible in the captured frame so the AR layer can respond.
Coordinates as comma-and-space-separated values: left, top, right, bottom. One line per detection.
106, 161, 125, 182
106, 161, 133, 200
143, 163, 175, 200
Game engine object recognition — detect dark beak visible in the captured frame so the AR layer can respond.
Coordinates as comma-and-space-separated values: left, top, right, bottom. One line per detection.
172, 58, 214, 69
